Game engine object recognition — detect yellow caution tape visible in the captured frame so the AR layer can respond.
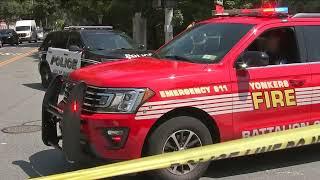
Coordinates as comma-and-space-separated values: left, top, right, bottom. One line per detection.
31, 124, 320, 180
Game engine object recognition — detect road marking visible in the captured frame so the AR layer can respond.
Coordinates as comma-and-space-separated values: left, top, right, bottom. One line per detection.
0, 48, 37, 68
1, 142, 7, 145
0, 52, 23, 56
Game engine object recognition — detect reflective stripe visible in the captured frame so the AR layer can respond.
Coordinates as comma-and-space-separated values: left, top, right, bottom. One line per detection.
142, 93, 250, 107
136, 86, 320, 120
136, 103, 253, 116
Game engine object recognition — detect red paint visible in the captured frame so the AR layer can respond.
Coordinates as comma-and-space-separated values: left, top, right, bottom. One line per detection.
68, 15, 320, 160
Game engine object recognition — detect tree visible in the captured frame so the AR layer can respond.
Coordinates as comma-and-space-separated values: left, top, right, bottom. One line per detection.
0, 0, 22, 25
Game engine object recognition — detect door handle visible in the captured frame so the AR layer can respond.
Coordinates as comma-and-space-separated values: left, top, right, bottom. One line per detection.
289, 79, 306, 87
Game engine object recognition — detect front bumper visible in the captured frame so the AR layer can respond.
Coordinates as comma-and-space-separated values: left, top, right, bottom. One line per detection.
42, 76, 154, 162
19, 36, 31, 41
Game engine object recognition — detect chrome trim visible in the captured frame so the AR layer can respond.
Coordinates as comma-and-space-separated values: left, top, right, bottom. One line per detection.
83, 103, 108, 108
242, 62, 311, 70
82, 108, 135, 114
84, 97, 101, 101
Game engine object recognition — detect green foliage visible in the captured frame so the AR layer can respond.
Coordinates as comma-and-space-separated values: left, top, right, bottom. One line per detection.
1, 0, 320, 47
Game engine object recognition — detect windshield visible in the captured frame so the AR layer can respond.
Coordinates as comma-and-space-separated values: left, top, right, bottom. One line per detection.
16, 26, 30, 31
155, 23, 253, 63
81, 31, 139, 50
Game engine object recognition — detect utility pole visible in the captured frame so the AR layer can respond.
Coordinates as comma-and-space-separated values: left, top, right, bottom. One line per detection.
164, 7, 173, 43
164, 0, 176, 43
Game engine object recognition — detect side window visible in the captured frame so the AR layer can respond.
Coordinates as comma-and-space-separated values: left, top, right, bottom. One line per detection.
241, 27, 301, 67
52, 32, 68, 49
302, 26, 320, 62
67, 31, 82, 48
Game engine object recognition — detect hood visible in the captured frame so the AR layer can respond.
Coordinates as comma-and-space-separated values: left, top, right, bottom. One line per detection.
86, 49, 154, 61
69, 57, 215, 89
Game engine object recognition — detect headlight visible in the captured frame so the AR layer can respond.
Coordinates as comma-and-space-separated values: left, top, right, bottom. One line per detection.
93, 88, 154, 113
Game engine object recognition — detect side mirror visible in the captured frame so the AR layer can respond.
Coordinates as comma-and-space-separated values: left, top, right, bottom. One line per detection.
69, 45, 82, 52
235, 51, 269, 70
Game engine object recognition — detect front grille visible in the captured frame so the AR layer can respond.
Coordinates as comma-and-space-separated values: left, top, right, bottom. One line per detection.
62, 81, 108, 113
18, 33, 26, 37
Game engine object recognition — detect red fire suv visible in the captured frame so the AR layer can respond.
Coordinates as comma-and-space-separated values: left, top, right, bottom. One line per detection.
42, 7, 320, 180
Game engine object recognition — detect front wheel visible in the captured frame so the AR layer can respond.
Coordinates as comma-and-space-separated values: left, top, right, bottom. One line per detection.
40, 65, 52, 88
146, 116, 213, 180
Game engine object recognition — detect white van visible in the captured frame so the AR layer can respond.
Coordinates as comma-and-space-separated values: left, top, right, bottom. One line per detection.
15, 20, 37, 43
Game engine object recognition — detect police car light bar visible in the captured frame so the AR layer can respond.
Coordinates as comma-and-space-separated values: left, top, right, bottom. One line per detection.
64, 26, 113, 30
213, 7, 289, 17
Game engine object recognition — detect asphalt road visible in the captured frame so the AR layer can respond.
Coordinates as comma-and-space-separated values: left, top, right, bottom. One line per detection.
1, 43, 320, 180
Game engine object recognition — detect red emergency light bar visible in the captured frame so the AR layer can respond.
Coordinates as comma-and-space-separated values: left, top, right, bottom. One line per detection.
213, 7, 289, 17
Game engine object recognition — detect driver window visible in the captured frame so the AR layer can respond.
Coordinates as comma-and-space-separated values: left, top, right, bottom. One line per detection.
242, 27, 300, 67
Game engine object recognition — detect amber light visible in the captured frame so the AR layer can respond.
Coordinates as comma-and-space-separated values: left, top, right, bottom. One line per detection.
72, 101, 78, 112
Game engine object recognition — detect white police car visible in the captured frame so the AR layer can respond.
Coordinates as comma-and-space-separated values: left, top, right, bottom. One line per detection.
38, 26, 153, 88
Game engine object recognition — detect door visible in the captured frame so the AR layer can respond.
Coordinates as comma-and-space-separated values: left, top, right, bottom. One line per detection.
230, 26, 312, 139
300, 25, 320, 124
46, 31, 80, 76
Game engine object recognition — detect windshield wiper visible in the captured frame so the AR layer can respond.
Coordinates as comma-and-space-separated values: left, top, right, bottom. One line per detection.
164, 55, 197, 63
112, 47, 134, 50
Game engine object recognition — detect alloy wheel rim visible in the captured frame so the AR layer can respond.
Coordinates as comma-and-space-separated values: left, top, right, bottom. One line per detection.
162, 129, 202, 175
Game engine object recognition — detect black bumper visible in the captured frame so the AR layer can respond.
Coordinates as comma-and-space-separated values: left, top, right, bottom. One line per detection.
42, 75, 87, 162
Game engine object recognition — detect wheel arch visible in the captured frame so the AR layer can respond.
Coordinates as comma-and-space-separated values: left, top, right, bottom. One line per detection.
141, 106, 221, 157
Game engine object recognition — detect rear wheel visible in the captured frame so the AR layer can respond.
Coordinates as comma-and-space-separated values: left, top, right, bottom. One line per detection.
40, 65, 52, 88
146, 116, 213, 180
0, 40, 2, 48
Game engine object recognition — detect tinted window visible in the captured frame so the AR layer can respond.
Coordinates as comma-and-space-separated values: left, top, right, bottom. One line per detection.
52, 31, 68, 49
16, 26, 30, 31
243, 27, 300, 67
302, 26, 320, 62
155, 23, 253, 64
81, 31, 138, 50
41, 32, 55, 50
68, 31, 82, 48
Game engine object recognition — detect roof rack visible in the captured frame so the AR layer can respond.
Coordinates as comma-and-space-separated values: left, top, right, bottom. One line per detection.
64, 26, 113, 30
292, 13, 320, 18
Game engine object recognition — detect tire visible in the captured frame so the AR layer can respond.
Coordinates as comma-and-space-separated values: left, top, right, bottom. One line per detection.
40, 65, 52, 88
146, 116, 213, 180
0, 40, 2, 48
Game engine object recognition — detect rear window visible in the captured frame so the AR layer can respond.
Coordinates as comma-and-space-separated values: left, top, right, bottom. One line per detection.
81, 31, 138, 50
52, 31, 68, 49
41, 32, 55, 50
